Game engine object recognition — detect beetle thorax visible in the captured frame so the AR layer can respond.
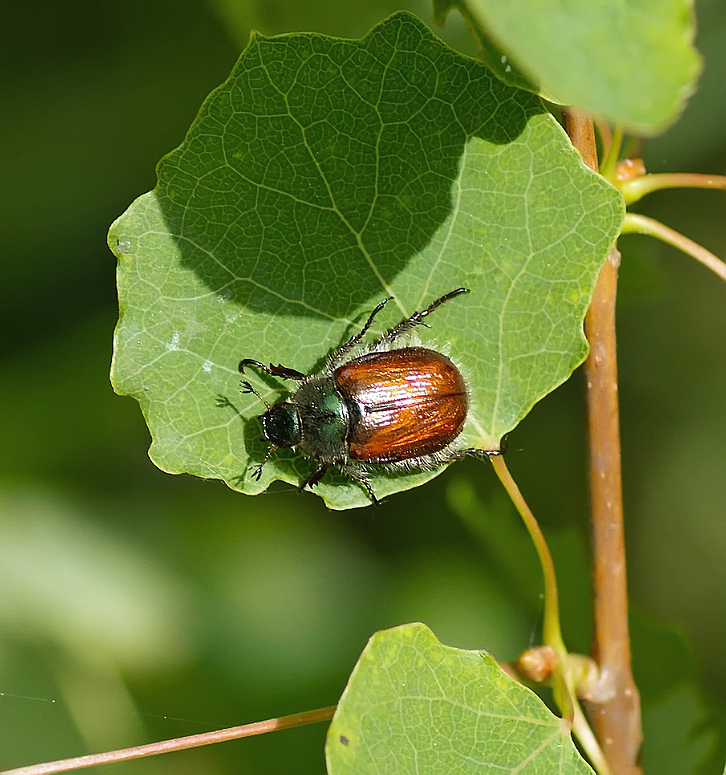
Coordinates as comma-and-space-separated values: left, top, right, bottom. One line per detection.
294, 377, 351, 462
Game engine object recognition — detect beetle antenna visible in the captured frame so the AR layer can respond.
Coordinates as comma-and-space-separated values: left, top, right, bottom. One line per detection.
240, 380, 271, 410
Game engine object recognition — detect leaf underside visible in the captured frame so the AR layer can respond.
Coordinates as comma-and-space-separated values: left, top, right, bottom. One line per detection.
437, 0, 702, 135
108, 12, 623, 509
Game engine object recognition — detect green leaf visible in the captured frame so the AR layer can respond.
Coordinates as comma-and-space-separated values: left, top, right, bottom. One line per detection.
326, 623, 594, 774
108, 11, 623, 509
433, 0, 538, 94
438, 0, 702, 135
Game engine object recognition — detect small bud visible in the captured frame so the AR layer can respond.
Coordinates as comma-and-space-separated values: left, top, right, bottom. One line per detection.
516, 646, 557, 683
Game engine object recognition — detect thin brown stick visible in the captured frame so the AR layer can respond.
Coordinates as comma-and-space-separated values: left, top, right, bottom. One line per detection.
0, 706, 337, 775
563, 110, 642, 775
565, 110, 599, 170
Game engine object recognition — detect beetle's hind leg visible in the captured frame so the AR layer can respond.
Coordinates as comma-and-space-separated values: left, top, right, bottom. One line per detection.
378, 287, 469, 345
457, 434, 509, 461
339, 465, 380, 506
330, 296, 392, 366
460, 448, 504, 461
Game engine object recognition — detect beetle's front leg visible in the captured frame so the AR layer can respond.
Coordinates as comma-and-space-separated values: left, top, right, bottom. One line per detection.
239, 359, 307, 381
249, 443, 276, 480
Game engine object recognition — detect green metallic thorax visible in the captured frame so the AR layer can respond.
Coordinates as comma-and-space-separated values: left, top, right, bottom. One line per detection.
261, 376, 351, 463
294, 377, 350, 462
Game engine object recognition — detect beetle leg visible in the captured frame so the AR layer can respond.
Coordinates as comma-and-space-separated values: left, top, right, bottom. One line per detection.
339, 466, 380, 506
240, 381, 272, 410
302, 462, 380, 506
458, 434, 509, 461
378, 287, 469, 345
300, 463, 330, 491
357, 477, 380, 506
330, 296, 393, 366
460, 448, 504, 461
269, 363, 307, 380
239, 359, 307, 381
249, 444, 276, 480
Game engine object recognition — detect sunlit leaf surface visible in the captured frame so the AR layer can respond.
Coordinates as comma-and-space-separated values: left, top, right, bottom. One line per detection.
326, 623, 594, 774
109, 12, 623, 508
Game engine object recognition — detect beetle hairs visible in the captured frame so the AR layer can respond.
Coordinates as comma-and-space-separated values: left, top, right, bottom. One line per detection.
234, 288, 479, 504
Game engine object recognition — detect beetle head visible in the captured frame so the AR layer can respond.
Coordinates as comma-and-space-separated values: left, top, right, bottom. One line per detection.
261, 401, 302, 448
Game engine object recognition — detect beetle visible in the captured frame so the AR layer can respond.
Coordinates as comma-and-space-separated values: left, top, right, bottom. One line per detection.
238, 288, 504, 504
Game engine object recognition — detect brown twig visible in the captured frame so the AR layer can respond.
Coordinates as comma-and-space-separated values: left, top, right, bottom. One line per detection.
0, 706, 337, 775
562, 110, 642, 775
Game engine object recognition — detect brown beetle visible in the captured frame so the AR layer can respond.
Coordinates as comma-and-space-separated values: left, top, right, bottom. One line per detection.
239, 288, 503, 504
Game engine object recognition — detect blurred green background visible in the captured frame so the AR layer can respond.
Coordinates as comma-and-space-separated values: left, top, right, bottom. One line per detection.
1, 1, 724, 773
